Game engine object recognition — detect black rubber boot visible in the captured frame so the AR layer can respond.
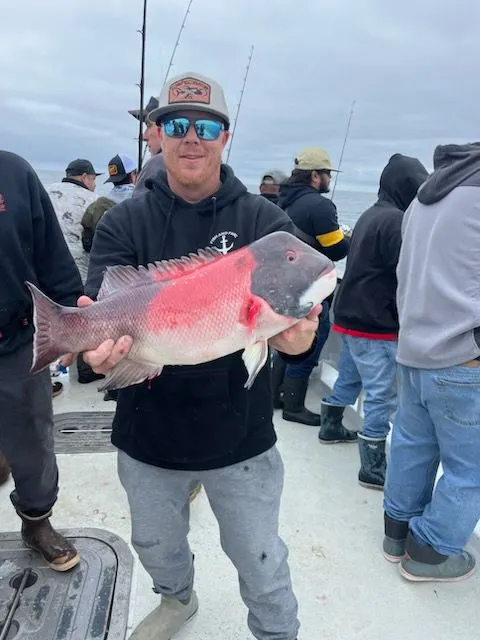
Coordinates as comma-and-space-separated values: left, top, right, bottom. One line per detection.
282, 376, 321, 426
318, 403, 358, 444
383, 513, 409, 563
358, 433, 386, 490
271, 357, 286, 409
0, 449, 10, 485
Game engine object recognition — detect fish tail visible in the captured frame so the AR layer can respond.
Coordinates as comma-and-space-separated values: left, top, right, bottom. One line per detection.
26, 282, 65, 373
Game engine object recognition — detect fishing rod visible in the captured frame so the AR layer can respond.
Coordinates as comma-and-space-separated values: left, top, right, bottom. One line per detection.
226, 44, 255, 164
138, 0, 195, 165
161, 0, 194, 88
136, 0, 148, 172
331, 99, 356, 200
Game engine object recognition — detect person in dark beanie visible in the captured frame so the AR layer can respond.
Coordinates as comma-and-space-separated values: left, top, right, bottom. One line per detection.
0, 150, 83, 571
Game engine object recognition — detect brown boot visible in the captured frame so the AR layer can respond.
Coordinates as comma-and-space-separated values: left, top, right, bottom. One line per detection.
18, 509, 80, 572
0, 450, 10, 485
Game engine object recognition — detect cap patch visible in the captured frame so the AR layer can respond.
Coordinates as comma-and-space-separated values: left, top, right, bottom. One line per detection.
168, 77, 211, 105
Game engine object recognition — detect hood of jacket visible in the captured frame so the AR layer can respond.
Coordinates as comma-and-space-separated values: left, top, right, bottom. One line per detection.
277, 184, 319, 210
417, 142, 480, 205
377, 153, 429, 211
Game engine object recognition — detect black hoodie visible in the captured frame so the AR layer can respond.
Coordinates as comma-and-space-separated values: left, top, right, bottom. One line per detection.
332, 153, 429, 336
0, 151, 83, 355
86, 164, 307, 471
278, 184, 350, 261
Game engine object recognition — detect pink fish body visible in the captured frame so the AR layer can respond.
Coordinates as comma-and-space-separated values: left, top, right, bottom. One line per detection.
27, 231, 337, 391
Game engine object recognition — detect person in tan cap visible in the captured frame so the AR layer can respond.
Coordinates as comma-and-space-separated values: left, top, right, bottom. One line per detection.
64, 71, 318, 640
272, 147, 351, 428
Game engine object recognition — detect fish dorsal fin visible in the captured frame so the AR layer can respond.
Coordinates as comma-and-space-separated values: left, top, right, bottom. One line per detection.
97, 264, 153, 300
150, 246, 223, 282
97, 246, 223, 299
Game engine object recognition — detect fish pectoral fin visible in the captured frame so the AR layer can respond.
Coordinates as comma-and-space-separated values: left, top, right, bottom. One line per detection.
97, 359, 164, 392
242, 340, 269, 390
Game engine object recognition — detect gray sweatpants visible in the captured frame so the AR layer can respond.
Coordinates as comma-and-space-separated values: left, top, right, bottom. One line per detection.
118, 446, 300, 640
0, 345, 58, 515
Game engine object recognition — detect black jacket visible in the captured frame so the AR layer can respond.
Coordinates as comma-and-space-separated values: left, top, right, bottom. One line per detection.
0, 151, 83, 355
333, 153, 429, 335
278, 184, 350, 261
86, 164, 313, 471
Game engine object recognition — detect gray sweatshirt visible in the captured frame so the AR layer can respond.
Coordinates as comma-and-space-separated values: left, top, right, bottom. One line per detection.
396, 142, 480, 368
132, 153, 165, 198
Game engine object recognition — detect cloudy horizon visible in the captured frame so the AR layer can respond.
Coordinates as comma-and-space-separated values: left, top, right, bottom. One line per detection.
1, 0, 478, 192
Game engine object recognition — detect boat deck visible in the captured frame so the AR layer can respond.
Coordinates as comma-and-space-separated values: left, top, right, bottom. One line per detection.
1, 364, 480, 639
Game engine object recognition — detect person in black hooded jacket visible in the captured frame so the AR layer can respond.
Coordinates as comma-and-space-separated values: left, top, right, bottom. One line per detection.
62, 72, 318, 640
319, 153, 429, 490
270, 147, 350, 427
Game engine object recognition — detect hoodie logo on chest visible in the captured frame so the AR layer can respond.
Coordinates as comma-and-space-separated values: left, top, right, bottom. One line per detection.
0, 194, 6, 212
210, 231, 238, 255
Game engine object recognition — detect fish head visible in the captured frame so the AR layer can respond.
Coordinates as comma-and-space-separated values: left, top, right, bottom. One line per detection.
249, 231, 337, 319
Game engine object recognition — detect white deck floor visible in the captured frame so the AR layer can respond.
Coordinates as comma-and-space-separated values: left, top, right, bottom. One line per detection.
1, 370, 480, 639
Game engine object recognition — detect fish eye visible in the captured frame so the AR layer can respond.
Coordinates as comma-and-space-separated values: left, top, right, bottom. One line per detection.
285, 250, 297, 263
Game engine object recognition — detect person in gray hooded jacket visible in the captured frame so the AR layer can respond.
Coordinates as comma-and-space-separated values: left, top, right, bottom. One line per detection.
382, 142, 480, 583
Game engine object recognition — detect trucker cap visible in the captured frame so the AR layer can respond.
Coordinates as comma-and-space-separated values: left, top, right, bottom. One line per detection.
104, 154, 137, 184
148, 71, 230, 127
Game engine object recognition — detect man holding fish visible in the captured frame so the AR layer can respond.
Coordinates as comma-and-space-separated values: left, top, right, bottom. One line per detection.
43, 72, 336, 640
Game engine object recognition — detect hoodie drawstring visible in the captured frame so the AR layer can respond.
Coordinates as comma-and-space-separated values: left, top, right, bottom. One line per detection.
206, 196, 218, 245
158, 196, 176, 258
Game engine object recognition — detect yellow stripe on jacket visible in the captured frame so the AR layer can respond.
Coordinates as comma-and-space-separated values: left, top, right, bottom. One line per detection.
316, 228, 345, 248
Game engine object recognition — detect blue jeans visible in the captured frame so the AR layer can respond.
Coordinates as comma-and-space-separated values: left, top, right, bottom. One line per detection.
283, 302, 331, 379
384, 363, 480, 556
323, 334, 397, 439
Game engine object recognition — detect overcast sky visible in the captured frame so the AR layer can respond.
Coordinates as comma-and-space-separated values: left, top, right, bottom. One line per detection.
1, 0, 478, 191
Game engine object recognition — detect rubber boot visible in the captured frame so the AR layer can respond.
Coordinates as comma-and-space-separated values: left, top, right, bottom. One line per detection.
129, 591, 199, 639
383, 512, 409, 563
400, 531, 476, 583
0, 450, 11, 485
17, 508, 80, 572
271, 357, 286, 409
318, 403, 358, 444
282, 376, 321, 426
357, 433, 386, 490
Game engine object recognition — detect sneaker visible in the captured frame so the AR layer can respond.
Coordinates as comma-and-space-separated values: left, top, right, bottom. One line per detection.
129, 591, 198, 639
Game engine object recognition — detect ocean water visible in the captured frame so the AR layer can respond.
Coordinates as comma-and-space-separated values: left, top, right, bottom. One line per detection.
36, 167, 375, 275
